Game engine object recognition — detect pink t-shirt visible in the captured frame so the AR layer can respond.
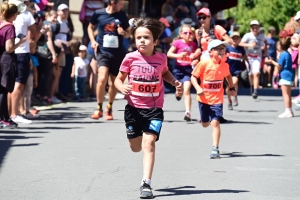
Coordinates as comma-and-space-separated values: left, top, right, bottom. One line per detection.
38, 0, 49, 11
172, 39, 197, 66
120, 51, 169, 109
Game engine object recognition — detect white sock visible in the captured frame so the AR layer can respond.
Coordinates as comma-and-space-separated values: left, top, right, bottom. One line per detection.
285, 108, 292, 113
186, 110, 190, 114
141, 178, 151, 186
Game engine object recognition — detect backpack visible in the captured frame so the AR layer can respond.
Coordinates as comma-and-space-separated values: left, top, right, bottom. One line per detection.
51, 21, 72, 42
197, 23, 217, 51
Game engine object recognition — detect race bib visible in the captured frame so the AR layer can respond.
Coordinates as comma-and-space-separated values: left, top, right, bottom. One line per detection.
203, 80, 223, 92
131, 80, 160, 97
103, 34, 119, 48
177, 56, 192, 65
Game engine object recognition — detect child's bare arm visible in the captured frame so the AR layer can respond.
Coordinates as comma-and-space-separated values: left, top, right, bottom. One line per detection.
114, 71, 132, 95
33, 67, 38, 88
71, 63, 75, 78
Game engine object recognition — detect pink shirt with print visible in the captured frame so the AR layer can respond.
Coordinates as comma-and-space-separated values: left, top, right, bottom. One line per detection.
120, 51, 169, 109
172, 39, 197, 66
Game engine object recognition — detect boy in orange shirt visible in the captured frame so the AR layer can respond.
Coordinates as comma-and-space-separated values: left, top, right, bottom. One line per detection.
191, 40, 236, 159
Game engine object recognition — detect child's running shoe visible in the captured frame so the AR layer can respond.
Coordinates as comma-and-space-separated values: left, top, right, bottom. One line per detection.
140, 182, 153, 199
278, 111, 294, 118
1, 119, 18, 129
232, 97, 238, 106
184, 112, 191, 122
252, 92, 258, 99
105, 108, 113, 120
210, 147, 220, 159
90, 110, 103, 119
228, 102, 233, 110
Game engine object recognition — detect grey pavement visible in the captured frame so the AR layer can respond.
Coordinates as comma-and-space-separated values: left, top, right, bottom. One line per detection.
0, 94, 300, 200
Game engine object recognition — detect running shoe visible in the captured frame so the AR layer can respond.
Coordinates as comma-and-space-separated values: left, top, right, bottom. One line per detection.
1, 119, 18, 129
11, 115, 32, 124
50, 96, 62, 104
210, 148, 220, 159
252, 92, 258, 99
0, 122, 5, 128
105, 108, 113, 120
184, 112, 191, 122
90, 110, 103, 119
140, 182, 153, 199
228, 102, 233, 110
278, 111, 294, 118
292, 95, 300, 104
232, 97, 238, 106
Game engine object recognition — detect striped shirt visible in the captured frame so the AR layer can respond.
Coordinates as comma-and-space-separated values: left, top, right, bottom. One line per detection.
85, 0, 104, 20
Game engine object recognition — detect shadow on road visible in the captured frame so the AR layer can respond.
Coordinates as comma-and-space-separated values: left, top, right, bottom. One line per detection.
155, 186, 249, 197
220, 152, 284, 158
235, 110, 277, 113
225, 120, 272, 124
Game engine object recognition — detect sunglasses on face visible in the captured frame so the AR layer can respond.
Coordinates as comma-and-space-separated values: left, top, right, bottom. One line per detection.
197, 16, 207, 20
181, 31, 192, 35
213, 47, 225, 51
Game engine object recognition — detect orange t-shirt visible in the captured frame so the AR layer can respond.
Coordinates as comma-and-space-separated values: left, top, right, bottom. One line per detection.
192, 58, 230, 105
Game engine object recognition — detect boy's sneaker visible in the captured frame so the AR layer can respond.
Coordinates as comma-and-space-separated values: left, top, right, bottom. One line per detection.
184, 112, 191, 122
11, 115, 32, 124
210, 148, 220, 159
228, 102, 233, 110
50, 96, 62, 104
140, 182, 153, 199
278, 111, 294, 118
232, 97, 238, 106
252, 92, 258, 99
1, 119, 18, 129
90, 110, 103, 119
105, 108, 113, 120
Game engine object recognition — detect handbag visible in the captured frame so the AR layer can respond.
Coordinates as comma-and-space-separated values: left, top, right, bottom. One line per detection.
79, 1, 86, 23
36, 45, 52, 59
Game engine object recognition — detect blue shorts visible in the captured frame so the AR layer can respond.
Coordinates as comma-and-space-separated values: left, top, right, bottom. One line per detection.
230, 70, 242, 77
172, 65, 193, 83
198, 102, 223, 122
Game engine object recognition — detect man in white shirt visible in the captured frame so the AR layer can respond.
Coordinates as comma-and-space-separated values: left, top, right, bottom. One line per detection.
8, 0, 40, 124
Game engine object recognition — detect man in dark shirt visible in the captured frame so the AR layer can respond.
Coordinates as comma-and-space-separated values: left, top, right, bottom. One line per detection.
88, 0, 130, 120
265, 26, 277, 87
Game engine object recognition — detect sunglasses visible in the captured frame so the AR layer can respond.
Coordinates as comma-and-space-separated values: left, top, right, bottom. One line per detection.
213, 47, 226, 51
181, 31, 192, 35
197, 16, 207, 20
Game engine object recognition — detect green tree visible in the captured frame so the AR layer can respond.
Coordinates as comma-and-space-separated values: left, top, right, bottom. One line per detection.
226, 0, 300, 35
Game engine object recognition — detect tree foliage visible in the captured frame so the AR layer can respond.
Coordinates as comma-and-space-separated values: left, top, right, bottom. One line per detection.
226, 0, 300, 35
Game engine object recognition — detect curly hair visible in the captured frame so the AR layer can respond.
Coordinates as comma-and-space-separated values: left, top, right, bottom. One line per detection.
284, 21, 300, 33
279, 37, 292, 51
131, 18, 164, 41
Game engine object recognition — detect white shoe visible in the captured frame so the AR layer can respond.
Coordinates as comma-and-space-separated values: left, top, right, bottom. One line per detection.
11, 115, 32, 124
292, 96, 300, 104
50, 96, 62, 104
278, 111, 294, 118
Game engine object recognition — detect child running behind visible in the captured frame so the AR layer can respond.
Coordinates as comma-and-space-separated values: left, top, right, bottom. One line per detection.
226, 32, 250, 110
114, 18, 182, 199
71, 45, 89, 101
167, 24, 200, 121
266, 30, 294, 118
191, 39, 236, 159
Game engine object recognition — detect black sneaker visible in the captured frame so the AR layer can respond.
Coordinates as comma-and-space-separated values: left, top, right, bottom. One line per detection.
252, 92, 258, 99
140, 182, 153, 199
210, 148, 220, 159
219, 117, 227, 124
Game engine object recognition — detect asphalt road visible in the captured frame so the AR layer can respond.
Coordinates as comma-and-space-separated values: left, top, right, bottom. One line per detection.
0, 94, 299, 200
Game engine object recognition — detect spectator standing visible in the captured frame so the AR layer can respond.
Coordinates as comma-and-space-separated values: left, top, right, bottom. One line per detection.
264, 26, 277, 88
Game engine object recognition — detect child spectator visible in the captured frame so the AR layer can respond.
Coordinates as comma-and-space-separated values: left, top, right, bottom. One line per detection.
71, 45, 89, 101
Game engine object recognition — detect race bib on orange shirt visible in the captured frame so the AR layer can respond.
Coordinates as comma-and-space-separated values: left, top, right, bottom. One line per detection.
203, 80, 223, 92
176, 56, 192, 65
131, 80, 160, 97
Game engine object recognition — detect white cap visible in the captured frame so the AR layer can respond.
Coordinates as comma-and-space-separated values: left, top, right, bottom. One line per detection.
128, 18, 136, 27
57, 4, 69, 11
8, 0, 27, 13
79, 45, 87, 51
195, 1, 201, 7
250, 20, 260, 26
294, 11, 300, 21
208, 39, 228, 51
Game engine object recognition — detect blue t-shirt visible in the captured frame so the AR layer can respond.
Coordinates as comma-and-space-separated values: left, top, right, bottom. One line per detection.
159, 27, 172, 53
226, 45, 245, 73
266, 37, 277, 59
90, 8, 129, 56
278, 51, 293, 82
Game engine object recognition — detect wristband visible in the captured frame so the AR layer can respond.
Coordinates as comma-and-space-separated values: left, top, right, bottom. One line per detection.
229, 87, 236, 91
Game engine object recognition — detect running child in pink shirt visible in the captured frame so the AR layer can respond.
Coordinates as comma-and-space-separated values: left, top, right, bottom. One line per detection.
167, 24, 200, 121
114, 18, 182, 199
